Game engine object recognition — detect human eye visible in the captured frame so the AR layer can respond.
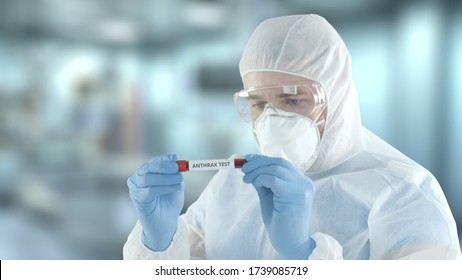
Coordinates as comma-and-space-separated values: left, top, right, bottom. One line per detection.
277, 95, 313, 115
249, 100, 267, 111
283, 96, 307, 108
285, 98, 303, 106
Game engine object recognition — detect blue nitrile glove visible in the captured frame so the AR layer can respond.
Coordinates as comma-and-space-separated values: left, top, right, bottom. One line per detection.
242, 154, 316, 259
127, 154, 184, 251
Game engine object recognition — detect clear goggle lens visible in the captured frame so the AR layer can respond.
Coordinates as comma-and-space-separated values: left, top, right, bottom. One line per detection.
233, 82, 327, 122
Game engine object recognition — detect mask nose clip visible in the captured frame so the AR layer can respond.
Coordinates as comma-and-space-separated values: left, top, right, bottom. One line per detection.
254, 103, 277, 123
264, 103, 277, 113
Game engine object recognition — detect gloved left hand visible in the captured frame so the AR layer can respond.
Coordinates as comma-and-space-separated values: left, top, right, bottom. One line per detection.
242, 154, 316, 259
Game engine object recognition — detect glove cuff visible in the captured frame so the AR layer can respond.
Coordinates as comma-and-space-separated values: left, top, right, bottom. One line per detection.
141, 224, 177, 251
282, 236, 316, 260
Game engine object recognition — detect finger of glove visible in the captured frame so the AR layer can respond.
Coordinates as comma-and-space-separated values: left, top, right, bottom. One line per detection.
137, 154, 179, 175
249, 171, 312, 201
130, 172, 183, 189
252, 185, 274, 227
128, 177, 183, 203
243, 164, 295, 184
129, 189, 158, 213
247, 173, 289, 196
243, 154, 294, 174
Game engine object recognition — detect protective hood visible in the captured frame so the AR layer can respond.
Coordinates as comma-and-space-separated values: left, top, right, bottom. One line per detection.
239, 14, 365, 173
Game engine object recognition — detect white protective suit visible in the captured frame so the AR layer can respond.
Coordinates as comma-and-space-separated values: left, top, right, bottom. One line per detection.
124, 14, 461, 259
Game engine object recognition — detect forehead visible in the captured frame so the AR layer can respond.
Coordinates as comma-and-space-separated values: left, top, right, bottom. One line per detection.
243, 71, 313, 89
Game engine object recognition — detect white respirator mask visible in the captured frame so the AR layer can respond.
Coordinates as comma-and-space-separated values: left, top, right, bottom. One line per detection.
253, 106, 324, 172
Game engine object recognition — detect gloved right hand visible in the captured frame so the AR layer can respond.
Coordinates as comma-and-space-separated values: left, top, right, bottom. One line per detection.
242, 154, 316, 259
127, 154, 184, 251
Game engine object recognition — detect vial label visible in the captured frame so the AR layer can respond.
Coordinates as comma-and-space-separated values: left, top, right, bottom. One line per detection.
188, 159, 235, 171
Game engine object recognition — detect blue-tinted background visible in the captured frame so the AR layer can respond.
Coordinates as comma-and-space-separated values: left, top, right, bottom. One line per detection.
0, 0, 460, 259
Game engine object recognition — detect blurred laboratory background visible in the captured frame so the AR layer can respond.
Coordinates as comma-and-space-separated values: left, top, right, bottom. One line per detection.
0, 0, 461, 259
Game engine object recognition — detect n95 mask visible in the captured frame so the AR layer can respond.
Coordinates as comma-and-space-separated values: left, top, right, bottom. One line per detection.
253, 107, 323, 172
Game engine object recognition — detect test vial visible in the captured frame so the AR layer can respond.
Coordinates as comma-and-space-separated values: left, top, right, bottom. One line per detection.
176, 158, 246, 172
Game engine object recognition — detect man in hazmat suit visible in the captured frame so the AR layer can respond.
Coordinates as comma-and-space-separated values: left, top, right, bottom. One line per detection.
123, 14, 461, 259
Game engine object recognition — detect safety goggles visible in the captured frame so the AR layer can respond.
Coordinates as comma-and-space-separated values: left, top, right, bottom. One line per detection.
233, 82, 327, 122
